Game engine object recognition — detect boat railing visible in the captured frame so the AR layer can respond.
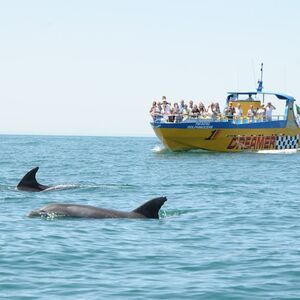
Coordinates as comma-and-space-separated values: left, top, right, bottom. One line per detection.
151, 114, 286, 124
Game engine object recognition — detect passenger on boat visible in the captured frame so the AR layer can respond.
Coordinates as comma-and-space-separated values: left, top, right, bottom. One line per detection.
162, 99, 171, 115
265, 102, 276, 121
198, 102, 206, 116
214, 102, 221, 115
172, 102, 179, 114
256, 104, 266, 120
149, 101, 157, 116
207, 102, 215, 118
234, 103, 243, 118
182, 104, 190, 120
247, 105, 255, 122
225, 103, 235, 120
246, 94, 254, 101
149, 101, 163, 121
188, 100, 194, 111
179, 100, 185, 113
191, 104, 200, 118
172, 102, 181, 122
157, 102, 162, 113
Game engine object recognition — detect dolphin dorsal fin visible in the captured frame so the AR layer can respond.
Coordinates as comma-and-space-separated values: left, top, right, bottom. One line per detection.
132, 197, 167, 219
17, 167, 39, 187
17, 167, 48, 191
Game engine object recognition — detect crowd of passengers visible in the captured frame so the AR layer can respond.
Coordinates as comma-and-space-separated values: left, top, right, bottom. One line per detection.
150, 96, 276, 122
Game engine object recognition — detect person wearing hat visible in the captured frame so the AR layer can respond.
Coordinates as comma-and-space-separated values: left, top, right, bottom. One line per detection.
265, 102, 276, 121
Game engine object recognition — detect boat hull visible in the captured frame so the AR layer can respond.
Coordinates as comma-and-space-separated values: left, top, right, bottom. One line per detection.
152, 122, 300, 152
151, 89, 300, 152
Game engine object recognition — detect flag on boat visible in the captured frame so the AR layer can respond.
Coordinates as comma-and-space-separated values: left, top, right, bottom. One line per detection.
296, 104, 300, 115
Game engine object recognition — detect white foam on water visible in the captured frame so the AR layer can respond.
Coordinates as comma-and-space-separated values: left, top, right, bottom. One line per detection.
42, 184, 79, 192
256, 149, 298, 154
151, 144, 300, 155
152, 144, 169, 153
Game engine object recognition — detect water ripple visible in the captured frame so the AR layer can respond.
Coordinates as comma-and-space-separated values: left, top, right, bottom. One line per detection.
0, 136, 300, 299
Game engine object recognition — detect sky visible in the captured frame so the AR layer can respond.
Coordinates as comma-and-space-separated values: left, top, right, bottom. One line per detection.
0, 0, 300, 136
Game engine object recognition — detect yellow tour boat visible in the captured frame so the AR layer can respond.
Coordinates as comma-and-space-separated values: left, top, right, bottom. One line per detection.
151, 65, 300, 152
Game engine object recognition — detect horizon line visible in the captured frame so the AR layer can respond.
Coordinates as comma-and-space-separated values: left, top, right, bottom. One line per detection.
0, 132, 156, 138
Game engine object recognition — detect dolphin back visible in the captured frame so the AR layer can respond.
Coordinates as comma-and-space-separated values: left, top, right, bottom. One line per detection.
17, 167, 49, 192
132, 197, 167, 219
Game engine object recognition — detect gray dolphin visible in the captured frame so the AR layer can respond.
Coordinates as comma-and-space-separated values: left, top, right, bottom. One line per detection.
17, 167, 50, 192
27, 196, 167, 219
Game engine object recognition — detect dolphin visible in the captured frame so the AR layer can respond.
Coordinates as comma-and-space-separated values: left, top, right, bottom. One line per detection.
27, 196, 167, 219
17, 167, 50, 192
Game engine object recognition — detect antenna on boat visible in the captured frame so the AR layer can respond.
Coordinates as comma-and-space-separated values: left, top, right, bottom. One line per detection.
257, 62, 264, 103
257, 63, 263, 92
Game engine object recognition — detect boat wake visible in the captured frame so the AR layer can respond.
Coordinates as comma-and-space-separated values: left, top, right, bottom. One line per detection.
159, 208, 201, 218
42, 183, 137, 192
152, 145, 209, 154
152, 144, 170, 154
256, 149, 299, 154
42, 184, 79, 192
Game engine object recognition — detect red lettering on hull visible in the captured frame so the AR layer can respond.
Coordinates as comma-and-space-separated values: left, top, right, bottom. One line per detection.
227, 135, 276, 150
227, 137, 237, 150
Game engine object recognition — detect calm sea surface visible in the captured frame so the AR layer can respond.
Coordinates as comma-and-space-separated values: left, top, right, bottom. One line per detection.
0, 135, 300, 299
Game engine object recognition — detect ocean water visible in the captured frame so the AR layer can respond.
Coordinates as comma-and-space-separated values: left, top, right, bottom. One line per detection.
1, 135, 300, 299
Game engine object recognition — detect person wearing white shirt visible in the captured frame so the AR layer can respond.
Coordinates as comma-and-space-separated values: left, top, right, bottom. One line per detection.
265, 102, 276, 121
247, 105, 255, 122
257, 105, 266, 120
234, 103, 243, 118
